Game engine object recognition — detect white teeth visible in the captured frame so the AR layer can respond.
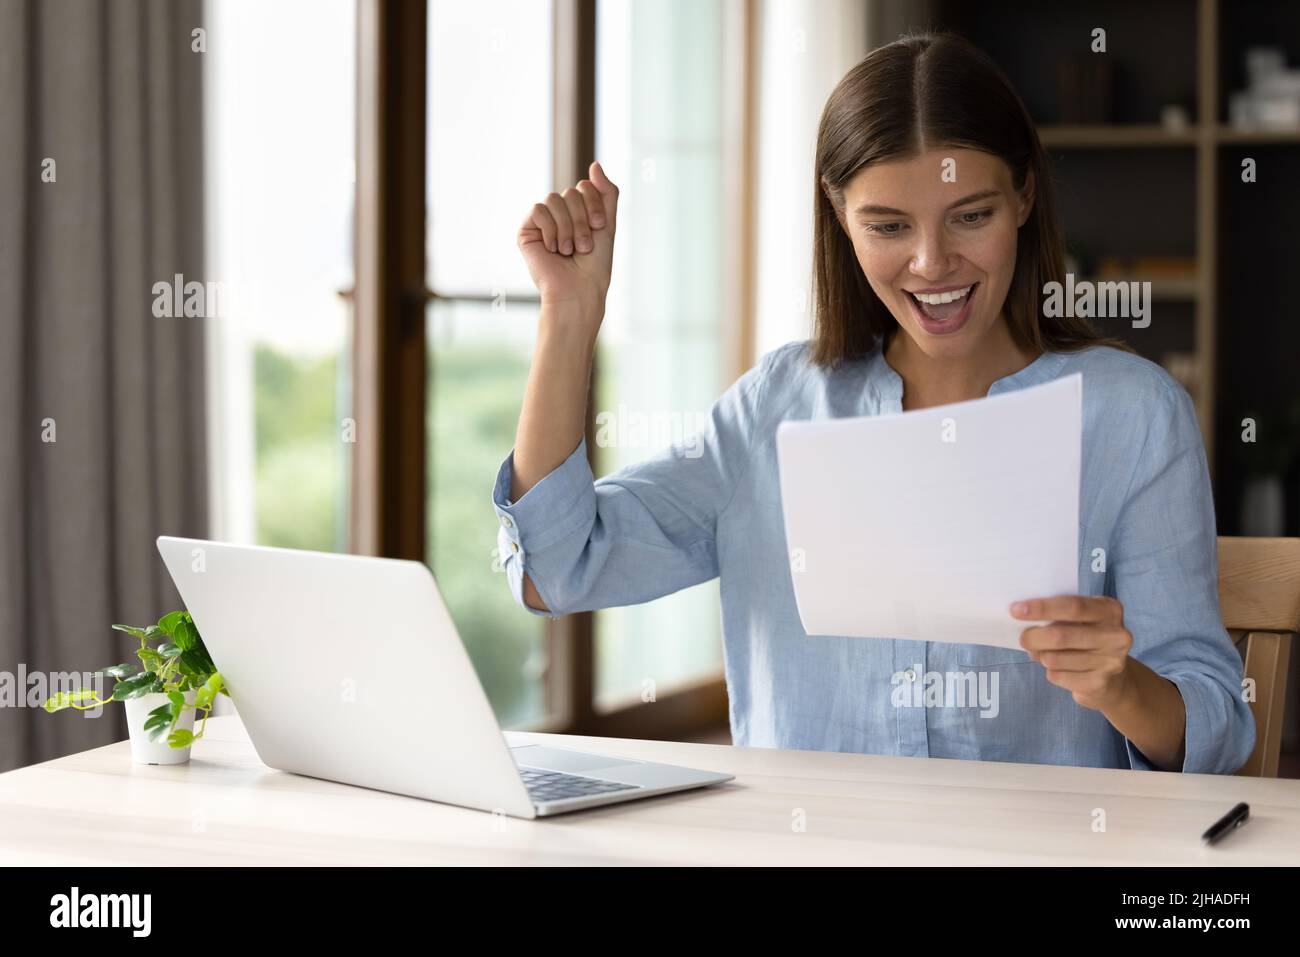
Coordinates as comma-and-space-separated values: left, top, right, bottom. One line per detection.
912, 284, 973, 305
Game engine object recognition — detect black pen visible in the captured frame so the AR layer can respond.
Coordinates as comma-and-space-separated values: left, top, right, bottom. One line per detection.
1201, 802, 1250, 846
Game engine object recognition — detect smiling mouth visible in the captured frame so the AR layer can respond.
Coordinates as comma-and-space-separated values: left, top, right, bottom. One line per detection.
905, 282, 978, 324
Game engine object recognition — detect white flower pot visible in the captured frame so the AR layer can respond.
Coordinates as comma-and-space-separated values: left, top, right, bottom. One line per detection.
124, 689, 198, 765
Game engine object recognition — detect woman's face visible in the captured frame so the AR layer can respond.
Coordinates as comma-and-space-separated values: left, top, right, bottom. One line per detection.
835, 147, 1034, 361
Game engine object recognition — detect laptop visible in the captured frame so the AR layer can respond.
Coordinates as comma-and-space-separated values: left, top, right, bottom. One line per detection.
156, 536, 734, 818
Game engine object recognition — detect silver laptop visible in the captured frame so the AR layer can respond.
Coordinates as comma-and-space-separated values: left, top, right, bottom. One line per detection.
156, 536, 733, 818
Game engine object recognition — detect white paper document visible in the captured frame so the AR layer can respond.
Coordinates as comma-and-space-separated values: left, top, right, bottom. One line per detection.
775, 373, 1082, 650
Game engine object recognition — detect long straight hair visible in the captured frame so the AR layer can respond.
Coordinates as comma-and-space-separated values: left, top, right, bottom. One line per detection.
811, 31, 1134, 367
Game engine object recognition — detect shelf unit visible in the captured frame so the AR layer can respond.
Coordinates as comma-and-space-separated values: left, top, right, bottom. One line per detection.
900, 0, 1300, 766
914, 0, 1300, 508
1038, 124, 1300, 148
883, 0, 1300, 769
1032, 0, 1223, 465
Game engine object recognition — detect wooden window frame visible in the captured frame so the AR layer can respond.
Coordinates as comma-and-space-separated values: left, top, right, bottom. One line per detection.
353, 0, 428, 563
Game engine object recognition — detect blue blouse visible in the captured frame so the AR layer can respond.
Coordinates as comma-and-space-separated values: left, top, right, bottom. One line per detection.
491, 340, 1255, 773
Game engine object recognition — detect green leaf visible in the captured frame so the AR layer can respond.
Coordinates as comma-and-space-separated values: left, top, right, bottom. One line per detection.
43, 689, 100, 713
194, 677, 221, 710
180, 649, 213, 679
110, 672, 163, 701
167, 729, 195, 748
167, 690, 186, 710
156, 611, 185, 637
172, 617, 198, 651
157, 641, 183, 658
143, 625, 163, 640
97, 663, 139, 679
136, 648, 163, 673
111, 624, 150, 640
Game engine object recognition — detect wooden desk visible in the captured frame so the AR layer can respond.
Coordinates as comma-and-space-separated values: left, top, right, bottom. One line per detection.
1, 714, 1296, 865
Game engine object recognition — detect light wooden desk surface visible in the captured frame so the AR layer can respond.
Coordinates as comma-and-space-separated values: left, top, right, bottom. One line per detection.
1, 714, 1297, 865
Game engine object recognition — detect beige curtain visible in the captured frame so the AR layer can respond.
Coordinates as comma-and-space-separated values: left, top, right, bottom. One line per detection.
0, 0, 207, 772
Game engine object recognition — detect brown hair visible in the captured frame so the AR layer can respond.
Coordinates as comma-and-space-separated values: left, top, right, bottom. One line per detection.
811, 31, 1134, 367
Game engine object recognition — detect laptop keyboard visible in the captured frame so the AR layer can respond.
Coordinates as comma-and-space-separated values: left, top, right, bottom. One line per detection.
518, 766, 640, 803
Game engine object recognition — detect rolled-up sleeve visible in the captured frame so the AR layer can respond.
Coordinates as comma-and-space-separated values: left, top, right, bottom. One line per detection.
492, 437, 597, 618
1111, 380, 1256, 774
490, 348, 776, 618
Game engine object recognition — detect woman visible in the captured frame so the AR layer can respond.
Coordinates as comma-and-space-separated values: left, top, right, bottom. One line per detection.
493, 32, 1254, 773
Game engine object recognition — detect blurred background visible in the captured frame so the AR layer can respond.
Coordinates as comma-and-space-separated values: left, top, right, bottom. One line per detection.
3, 0, 1299, 776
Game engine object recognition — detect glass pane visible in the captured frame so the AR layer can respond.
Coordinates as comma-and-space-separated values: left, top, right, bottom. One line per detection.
593, 0, 726, 709
428, 0, 553, 297
427, 0, 553, 729
426, 300, 542, 728
206, 0, 356, 552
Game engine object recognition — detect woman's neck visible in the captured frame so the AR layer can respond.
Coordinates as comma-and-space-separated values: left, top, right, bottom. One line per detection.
884, 319, 1041, 411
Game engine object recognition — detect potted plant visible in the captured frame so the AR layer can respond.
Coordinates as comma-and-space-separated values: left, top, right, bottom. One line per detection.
43, 610, 227, 766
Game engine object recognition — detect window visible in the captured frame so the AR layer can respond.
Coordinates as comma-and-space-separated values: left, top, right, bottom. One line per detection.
592, 0, 728, 709
208, 0, 749, 738
205, 0, 356, 553
425, 0, 554, 728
